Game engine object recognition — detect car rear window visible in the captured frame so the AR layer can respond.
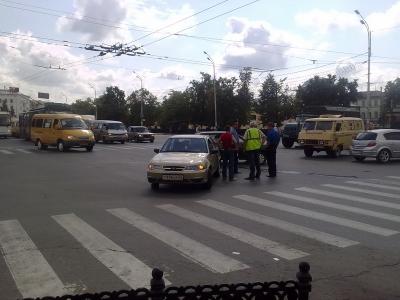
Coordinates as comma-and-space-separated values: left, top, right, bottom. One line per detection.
356, 132, 377, 140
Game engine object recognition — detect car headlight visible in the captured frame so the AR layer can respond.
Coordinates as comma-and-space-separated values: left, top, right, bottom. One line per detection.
319, 140, 324, 145
108, 133, 113, 136
138, 134, 143, 137
67, 135, 74, 139
186, 163, 206, 171
148, 164, 162, 171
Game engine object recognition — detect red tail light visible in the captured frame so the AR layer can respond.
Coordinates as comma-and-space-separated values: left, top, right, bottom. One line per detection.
367, 142, 376, 147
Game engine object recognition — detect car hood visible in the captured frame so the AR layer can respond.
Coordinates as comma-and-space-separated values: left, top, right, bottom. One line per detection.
151, 152, 207, 165
62, 129, 93, 137
108, 129, 127, 134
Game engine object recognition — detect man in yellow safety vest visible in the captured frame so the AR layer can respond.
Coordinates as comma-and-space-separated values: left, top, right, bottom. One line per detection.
243, 121, 265, 180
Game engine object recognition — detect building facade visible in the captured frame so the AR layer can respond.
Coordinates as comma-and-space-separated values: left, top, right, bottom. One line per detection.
355, 91, 385, 124
0, 88, 38, 120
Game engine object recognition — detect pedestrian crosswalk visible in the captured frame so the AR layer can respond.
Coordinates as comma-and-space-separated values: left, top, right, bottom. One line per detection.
1, 175, 400, 298
0, 148, 34, 155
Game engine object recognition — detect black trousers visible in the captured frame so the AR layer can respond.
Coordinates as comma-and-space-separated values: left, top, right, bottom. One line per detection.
266, 147, 277, 176
247, 150, 260, 178
222, 149, 234, 179
233, 150, 239, 173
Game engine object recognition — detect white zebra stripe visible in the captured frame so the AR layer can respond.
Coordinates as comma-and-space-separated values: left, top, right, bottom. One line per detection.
295, 187, 400, 210
0, 220, 67, 298
387, 176, 400, 180
0, 149, 13, 154
346, 181, 400, 192
108, 208, 248, 273
235, 194, 398, 236
52, 213, 159, 288
157, 204, 308, 260
322, 184, 400, 200
16, 149, 32, 154
198, 200, 358, 248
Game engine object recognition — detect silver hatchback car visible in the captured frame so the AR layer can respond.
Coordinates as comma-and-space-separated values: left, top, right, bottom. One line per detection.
351, 129, 400, 163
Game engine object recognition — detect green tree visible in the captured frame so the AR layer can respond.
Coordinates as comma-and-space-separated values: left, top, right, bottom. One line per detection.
234, 67, 254, 125
256, 74, 288, 123
383, 78, 400, 113
71, 98, 96, 115
296, 75, 358, 108
96, 86, 127, 122
127, 88, 160, 126
159, 90, 191, 131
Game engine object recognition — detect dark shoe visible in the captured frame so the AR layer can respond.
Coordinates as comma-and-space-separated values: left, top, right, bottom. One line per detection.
255, 173, 261, 179
267, 174, 276, 178
244, 177, 255, 181
229, 177, 235, 181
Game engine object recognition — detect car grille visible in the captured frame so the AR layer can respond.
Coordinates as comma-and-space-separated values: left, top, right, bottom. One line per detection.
163, 166, 185, 171
79, 137, 89, 140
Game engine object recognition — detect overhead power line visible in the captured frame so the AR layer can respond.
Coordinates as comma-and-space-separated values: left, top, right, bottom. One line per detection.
141, 0, 262, 48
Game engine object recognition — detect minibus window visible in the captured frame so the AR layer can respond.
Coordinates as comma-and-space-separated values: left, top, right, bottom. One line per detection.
53, 119, 59, 128
43, 119, 52, 128
335, 123, 342, 131
36, 119, 43, 128
316, 121, 333, 131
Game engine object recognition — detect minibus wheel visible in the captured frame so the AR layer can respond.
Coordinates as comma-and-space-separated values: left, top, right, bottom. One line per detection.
57, 141, 66, 152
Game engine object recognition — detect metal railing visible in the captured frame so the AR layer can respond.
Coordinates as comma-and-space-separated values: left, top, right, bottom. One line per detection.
23, 262, 311, 300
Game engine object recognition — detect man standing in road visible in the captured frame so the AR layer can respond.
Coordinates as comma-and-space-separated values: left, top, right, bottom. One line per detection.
230, 121, 240, 174
266, 122, 280, 178
243, 121, 264, 180
220, 126, 235, 181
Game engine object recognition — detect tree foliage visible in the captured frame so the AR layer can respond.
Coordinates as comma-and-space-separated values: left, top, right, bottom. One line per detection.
95, 86, 127, 122
384, 78, 400, 112
127, 89, 160, 126
70, 98, 96, 115
296, 75, 358, 108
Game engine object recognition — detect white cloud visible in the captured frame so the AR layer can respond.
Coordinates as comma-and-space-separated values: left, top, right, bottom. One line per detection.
295, 9, 359, 34
367, 1, 400, 32
56, 0, 197, 45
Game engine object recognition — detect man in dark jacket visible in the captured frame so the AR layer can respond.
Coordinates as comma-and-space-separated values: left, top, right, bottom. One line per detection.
266, 122, 280, 178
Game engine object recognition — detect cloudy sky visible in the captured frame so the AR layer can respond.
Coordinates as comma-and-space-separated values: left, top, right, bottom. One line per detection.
1, 0, 400, 103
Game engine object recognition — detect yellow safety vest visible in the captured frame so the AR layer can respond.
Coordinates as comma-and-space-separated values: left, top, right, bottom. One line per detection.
244, 128, 262, 151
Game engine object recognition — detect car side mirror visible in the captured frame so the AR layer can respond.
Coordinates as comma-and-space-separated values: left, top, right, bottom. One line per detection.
154, 148, 160, 153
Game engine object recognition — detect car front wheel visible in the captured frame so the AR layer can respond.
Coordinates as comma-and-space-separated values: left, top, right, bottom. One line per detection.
151, 182, 159, 190
57, 140, 66, 152
204, 170, 213, 190
304, 147, 313, 157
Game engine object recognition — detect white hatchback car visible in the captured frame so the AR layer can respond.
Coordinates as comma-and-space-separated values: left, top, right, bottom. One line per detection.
351, 129, 400, 163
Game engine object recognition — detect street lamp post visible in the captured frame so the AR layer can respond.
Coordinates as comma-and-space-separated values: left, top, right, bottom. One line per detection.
88, 83, 97, 119
133, 71, 144, 126
203, 51, 217, 129
354, 9, 371, 126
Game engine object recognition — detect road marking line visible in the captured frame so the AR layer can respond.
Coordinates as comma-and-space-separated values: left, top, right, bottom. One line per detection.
323, 184, 400, 200
346, 181, 400, 192
0, 220, 67, 298
272, 189, 400, 222
15, 149, 32, 154
108, 208, 248, 273
369, 179, 400, 186
0, 149, 13, 154
387, 176, 400, 180
235, 194, 397, 237
198, 200, 358, 248
278, 171, 301, 174
296, 187, 400, 210
52, 213, 159, 288
157, 204, 308, 260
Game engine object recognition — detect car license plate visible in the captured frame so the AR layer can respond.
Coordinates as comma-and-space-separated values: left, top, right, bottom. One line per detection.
162, 174, 183, 181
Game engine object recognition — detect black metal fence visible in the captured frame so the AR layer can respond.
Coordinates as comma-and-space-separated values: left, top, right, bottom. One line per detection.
23, 262, 311, 300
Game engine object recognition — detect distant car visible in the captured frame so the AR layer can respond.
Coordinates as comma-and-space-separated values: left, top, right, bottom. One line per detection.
197, 131, 267, 165
91, 120, 128, 144
147, 135, 220, 190
281, 122, 300, 148
351, 129, 400, 163
128, 126, 155, 143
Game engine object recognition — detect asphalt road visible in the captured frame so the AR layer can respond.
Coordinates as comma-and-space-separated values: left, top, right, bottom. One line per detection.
1, 136, 400, 300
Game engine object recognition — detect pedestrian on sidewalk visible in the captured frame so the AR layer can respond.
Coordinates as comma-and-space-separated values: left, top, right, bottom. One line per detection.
266, 122, 280, 178
230, 121, 240, 174
243, 121, 265, 180
219, 126, 235, 181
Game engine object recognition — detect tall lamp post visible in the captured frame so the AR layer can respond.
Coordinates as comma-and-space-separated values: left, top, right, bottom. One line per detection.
203, 51, 217, 129
133, 71, 144, 126
354, 9, 371, 126
88, 83, 97, 119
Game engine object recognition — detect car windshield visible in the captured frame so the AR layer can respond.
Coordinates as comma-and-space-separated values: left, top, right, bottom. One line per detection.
316, 121, 333, 131
283, 124, 298, 132
0, 114, 10, 126
356, 132, 378, 140
132, 127, 148, 132
60, 118, 87, 129
106, 123, 125, 130
303, 121, 316, 130
161, 138, 208, 153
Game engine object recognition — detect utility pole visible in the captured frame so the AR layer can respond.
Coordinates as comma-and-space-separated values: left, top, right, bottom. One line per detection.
203, 51, 217, 129
89, 83, 97, 119
133, 71, 144, 126
355, 10, 371, 127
